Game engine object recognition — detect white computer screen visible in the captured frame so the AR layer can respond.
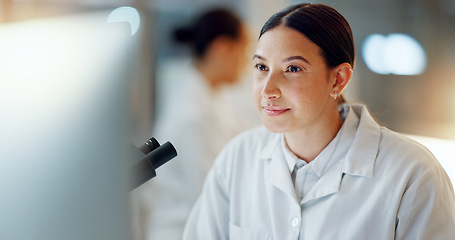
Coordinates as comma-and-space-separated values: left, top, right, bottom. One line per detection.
0, 11, 137, 240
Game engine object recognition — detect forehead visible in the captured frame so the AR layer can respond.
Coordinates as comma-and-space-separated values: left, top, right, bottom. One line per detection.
255, 26, 323, 63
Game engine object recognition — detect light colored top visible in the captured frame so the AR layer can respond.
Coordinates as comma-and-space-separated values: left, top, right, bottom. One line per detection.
140, 60, 252, 240
284, 105, 356, 203
183, 103, 455, 240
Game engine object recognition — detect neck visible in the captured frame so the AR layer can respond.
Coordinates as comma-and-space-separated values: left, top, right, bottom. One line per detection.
284, 108, 343, 162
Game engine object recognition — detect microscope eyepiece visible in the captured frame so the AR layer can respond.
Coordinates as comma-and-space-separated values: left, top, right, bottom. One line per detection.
129, 137, 177, 190
139, 137, 160, 155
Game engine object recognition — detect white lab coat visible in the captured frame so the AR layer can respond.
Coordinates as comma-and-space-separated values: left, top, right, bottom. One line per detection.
141, 59, 255, 240
183, 104, 455, 240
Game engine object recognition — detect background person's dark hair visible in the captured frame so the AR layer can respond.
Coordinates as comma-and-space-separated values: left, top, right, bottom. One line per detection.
173, 8, 242, 59
259, 3, 355, 70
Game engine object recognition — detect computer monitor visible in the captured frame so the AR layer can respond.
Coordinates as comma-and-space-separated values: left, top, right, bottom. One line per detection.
0, 10, 137, 240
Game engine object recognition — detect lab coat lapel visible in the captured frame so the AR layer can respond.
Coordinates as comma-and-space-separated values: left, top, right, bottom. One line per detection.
301, 104, 381, 203
261, 105, 381, 205
341, 104, 380, 178
261, 134, 297, 201
301, 159, 344, 204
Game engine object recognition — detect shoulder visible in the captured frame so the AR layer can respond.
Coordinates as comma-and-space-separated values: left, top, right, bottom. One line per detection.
379, 129, 455, 211
378, 127, 438, 168
211, 125, 277, 170
205, 125, 276, 191
350, 109, 454, 201
349, 103, 439, 168
375, 127, 453, 193
348, 103, 447, 181
217, 125, 276, 159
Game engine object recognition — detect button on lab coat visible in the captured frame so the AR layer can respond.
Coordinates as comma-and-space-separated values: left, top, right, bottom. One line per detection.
183, 104, 455, 240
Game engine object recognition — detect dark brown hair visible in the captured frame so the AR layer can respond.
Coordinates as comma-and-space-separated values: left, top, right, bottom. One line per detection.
174, 8, 242, 59
259, 3, 355, 69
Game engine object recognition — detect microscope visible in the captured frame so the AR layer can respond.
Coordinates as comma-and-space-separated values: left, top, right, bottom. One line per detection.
128, 138, 177, 190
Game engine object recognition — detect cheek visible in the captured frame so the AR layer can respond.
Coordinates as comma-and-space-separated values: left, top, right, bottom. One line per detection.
252, 78, 264, 105
287, 83, 321, 108
287, 87, 308, 105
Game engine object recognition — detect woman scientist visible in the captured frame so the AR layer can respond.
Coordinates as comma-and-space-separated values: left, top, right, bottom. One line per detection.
142, 8, 252, 240
183, 3, 455, 239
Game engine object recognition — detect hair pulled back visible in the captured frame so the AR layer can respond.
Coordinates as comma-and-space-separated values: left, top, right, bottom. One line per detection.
259, 3, 355, 69
173, 8, 242, 59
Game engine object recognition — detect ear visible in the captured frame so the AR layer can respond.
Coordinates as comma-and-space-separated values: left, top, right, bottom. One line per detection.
330, 62, 353, 98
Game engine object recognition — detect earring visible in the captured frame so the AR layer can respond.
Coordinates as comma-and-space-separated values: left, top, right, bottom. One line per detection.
334, 91, 338, 100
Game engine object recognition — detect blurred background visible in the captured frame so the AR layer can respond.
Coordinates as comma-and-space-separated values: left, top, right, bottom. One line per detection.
2, 0, 454, 140
1, 0, 455, 239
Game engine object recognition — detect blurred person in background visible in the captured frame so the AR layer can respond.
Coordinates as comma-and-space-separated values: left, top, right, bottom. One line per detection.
140, 7, 252, 240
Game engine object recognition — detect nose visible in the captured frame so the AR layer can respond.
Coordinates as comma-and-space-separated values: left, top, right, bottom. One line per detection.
261, 74, 281, 99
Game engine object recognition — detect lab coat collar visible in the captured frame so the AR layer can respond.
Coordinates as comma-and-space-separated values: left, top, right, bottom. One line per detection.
260, 104, 380, 177
259, 104, 381, 201
262, 133, 298, 200
259, 131, 280, 160
341, 104, 381, 178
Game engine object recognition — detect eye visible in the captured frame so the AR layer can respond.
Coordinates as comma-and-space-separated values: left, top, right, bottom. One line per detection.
286, 65, 302, 73
254, 63, 269, 71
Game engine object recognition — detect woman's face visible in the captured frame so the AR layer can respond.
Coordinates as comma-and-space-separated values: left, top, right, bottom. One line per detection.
252, 26, 337, 134
226, 26, 250, 83
209, 26, 250, 86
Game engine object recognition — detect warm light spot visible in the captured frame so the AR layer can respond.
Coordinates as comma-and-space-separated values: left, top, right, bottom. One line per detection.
362, 33, 427, 75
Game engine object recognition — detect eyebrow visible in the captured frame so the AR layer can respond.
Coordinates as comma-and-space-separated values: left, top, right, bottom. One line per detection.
252, 54, 310, 65
252, 54, 265, 61
283, 56, 310, 65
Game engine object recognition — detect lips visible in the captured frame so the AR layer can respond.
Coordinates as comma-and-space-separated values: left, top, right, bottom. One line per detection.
263, 106, 290, 116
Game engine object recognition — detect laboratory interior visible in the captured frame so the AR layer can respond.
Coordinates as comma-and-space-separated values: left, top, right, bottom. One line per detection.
1, 0, 455, 239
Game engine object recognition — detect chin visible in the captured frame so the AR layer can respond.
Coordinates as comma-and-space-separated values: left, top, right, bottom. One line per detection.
262, 122, 288, 133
